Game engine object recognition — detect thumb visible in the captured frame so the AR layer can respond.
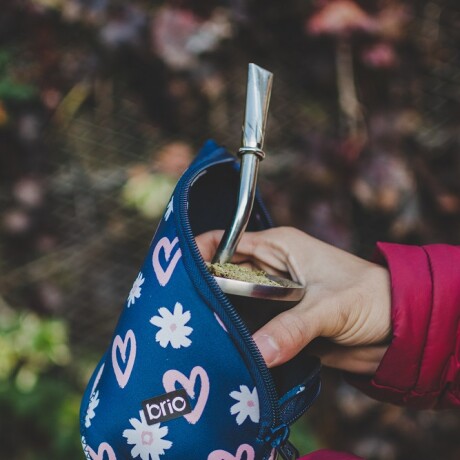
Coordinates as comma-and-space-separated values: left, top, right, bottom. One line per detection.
252, 309, 318, 368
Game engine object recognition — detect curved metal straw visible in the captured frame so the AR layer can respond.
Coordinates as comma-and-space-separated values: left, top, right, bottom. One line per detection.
213, 63, 272, 264
212, 64, 305, 301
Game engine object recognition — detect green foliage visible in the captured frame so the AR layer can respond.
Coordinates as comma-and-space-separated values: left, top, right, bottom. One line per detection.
0, 309, 83, 460
0, 311, 70, 390
290, 417, 319, 456
0, 78, 37, 101
122, 172, 175, 219
0, 378, 82, 460
0, 50, 37, 102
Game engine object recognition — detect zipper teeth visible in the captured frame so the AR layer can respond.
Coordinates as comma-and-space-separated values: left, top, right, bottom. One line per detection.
283, 377, 321, 426
176, 156, 281, 437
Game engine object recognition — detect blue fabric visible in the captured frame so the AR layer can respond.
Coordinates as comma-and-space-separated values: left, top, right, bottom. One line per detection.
80, 140, 321, 460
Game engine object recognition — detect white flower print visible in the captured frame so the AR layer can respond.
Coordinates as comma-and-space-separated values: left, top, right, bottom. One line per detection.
165, 198, 173, 221
85, 390, 100, 428
123, 410, 172, 460
150, 302, 193, 349
230, 385, 260, 425
128, 272, 145, 307
85, 363, 104, 428
81, 436, 91, 460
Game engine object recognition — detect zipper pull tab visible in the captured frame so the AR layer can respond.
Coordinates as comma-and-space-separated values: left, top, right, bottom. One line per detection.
276, 440, 299, 460
265, 423, 299, 460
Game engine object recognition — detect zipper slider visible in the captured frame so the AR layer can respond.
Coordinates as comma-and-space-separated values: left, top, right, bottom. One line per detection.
276, 439, 299, 460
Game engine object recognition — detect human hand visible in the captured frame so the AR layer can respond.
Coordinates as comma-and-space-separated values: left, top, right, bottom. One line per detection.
195, 227, 391, 374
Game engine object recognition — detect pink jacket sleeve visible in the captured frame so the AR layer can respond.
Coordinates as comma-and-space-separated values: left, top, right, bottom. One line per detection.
297, 244, 460, 460
348, 243, 460, 408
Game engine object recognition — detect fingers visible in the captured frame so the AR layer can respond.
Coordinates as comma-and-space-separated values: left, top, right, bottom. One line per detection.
197, 228, 387, 375
237, 231, 291, 275
195, 229, 288, 270
252, 307, 319, 368
307, 340, 388, 375
194, 230, 224, 261
253, 316, 386, 374
252, 306, 387, 374
194, 230, 258, 270
195, 229, 266, 257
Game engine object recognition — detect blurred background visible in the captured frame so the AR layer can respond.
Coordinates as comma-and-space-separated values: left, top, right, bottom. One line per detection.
0, 0, 459, 459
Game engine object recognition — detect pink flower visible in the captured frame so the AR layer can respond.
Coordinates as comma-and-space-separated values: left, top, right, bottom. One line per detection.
307, 0, 376, 37
362, 42, 397, 69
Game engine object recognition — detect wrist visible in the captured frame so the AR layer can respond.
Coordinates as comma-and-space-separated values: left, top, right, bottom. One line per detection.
367, 264, 392, 345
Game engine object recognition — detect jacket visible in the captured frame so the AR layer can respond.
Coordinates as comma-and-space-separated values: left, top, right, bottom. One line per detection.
300, 243, 460, 460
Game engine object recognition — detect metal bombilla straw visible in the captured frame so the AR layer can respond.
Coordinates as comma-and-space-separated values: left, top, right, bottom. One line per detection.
211, 63, 305, 302
212, 63, 271, 265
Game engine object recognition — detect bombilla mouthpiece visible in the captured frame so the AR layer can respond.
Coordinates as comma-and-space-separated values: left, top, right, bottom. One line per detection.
212, 63, 273, 265
241, 63, 273, 152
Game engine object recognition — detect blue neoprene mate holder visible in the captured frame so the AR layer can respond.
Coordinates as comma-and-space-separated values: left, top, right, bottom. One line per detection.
80, 141, 321, 460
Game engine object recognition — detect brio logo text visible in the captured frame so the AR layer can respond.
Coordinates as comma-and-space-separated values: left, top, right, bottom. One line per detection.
142, 388, 191, 424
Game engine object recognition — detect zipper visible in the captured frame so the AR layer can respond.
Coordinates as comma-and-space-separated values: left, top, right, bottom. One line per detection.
276, 440, 300, 460
175, 152, 289, 452
263, 423, 300, 460
280, 368, 321, 427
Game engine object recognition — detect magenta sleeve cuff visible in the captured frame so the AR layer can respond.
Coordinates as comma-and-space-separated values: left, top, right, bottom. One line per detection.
347, 243, 460, 409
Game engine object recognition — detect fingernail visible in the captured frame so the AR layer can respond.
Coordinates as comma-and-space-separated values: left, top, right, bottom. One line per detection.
253, 334, 280, 367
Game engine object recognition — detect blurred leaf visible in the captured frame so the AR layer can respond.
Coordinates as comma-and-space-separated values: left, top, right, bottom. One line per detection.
30, 0, 64, 10
0, 311, 70, 389
0, 78, 36, 101
0, 306, 81, 458
0, 49, 37, 101
0, 51, 10, 73
0, 376, 82, 459
122, 171, 175, 219
290, 417, 319, 455
53, 82, 91, 125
